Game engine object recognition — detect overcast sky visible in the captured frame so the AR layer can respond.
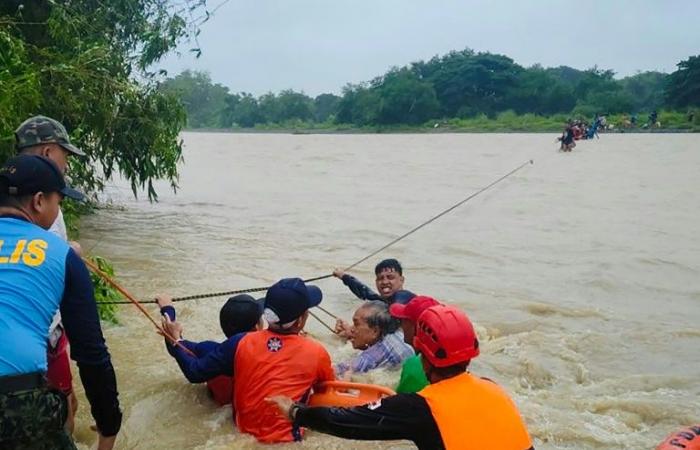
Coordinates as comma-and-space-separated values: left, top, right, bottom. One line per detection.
158, 0, 700, 96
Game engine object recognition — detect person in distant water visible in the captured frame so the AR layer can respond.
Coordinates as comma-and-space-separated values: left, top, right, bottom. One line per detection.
0, 155, 121, 450
585, 115, 601, 140
335, 301, 413, 379
161, 277, 335, 443
14, 115, 87, 433
559, 123, 576, 152
267, 305, 534, 450
156, 294, 264, 406
389, 295, 441, 393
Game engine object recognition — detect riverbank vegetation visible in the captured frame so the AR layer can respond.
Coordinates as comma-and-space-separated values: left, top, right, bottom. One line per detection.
162, 51, 700, 132
0, 0, 211, 199
2, 1, 216, 319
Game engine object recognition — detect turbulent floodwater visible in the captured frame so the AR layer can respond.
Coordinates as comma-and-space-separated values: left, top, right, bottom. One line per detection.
73, 132, 699, 449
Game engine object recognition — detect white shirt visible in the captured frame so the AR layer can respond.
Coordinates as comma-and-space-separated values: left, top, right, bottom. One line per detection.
49, 208, 68, 240
48, 207, 68, 344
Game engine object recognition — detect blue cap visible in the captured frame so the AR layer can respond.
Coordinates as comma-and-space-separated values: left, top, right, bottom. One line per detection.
0, 155, 84, 201
263, 278, 323, 325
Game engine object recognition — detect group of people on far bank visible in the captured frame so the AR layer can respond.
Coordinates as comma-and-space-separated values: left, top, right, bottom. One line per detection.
0, 115, 533, 450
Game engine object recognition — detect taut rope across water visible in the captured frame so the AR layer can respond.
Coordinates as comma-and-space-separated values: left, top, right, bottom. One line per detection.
95, 160, 533, 330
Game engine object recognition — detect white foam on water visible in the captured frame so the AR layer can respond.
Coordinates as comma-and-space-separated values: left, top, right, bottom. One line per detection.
77, 132, 700, 449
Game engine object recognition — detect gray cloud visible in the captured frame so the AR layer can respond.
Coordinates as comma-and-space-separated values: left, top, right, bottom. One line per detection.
159, 0, 700, 96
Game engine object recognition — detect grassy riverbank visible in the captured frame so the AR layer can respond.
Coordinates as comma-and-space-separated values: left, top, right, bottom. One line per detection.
187, 110, 700, 134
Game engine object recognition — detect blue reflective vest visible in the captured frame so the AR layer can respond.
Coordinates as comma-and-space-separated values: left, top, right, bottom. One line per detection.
0, 217, 69, 376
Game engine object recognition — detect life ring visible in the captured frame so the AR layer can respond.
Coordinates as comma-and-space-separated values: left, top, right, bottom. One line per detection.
656, 425, 700, 450
308, 381, 395, 408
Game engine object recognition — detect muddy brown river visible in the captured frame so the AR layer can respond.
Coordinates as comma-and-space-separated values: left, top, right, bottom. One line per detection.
73, 132, 700, 449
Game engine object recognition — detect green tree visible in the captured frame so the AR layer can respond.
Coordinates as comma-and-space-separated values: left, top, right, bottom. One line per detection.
509, 66, 575, 115
273, 90, 314, 123
0, 0, 210, 199
545, 66, 586, 87
374, 68, 439, 124
160, 70, 230, 128
336, 83, 380, 126
571, 68, 633, 115
665, 55, 700, 108
0, 30, 41, 135
224, 93, 264, 127
620, 71, 667, 112
422, 50, 524, 117
314, 93, 341, 122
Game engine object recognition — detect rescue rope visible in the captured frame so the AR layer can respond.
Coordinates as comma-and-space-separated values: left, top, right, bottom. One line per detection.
308, 310, 338, 334
83, 258, 196, 356
334, 159, 534, 274
96, 159, 533, 307
94, 160, 533, 335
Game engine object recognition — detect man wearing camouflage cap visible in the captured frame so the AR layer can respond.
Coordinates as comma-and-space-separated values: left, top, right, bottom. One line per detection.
14, 116, 87, 435
15, 115, 85, 239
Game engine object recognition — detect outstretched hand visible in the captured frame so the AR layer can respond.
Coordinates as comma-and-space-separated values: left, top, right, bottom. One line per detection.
160, 313, 183, 342
334, 318, 352, 339
265, 395, 294, 419
332, 268, 345, 279
155, 293, 173, 308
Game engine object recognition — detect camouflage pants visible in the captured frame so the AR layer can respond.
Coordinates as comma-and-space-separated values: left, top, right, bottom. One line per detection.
0, 387, 76, 450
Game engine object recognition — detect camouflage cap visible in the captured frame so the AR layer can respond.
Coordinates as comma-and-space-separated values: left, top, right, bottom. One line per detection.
14, 115, 85, 156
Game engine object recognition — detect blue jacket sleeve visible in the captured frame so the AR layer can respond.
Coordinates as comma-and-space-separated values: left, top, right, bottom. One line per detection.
158, 306, 220, 358
192, 340, 221, 357
60, 249, 121, 436
341, 274, 381, 301
167, 333, 246, 383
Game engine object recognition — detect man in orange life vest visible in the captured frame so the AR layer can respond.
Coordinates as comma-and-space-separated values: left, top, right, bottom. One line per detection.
268, 304, 534, 450
160, 278, 334, 443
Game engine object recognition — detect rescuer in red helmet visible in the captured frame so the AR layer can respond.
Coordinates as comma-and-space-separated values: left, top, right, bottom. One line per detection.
267, 304, 534, 450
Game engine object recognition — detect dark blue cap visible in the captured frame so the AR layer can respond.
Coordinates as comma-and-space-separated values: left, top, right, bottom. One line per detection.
263, 278, 323, 325
0, 155, 83, 201
220, 294, 264, 337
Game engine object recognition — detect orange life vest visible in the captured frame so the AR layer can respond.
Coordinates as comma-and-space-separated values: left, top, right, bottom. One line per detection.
418, 372, 532, 450
233, 329, 335, 443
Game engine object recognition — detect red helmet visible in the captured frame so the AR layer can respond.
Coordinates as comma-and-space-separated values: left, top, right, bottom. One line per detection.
413, 305, 479, 368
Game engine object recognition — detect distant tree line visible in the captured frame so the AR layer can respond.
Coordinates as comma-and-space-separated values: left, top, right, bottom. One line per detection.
160, 49, 700, 128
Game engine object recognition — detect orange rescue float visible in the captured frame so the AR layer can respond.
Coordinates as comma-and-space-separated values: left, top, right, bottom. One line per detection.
656, 425, 700, 450
308, 381, 395, 408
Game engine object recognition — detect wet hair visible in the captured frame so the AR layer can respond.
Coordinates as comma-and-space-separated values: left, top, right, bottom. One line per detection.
375, 258, 403, 276
360, 300, 400, 337
219, 295, 263, 338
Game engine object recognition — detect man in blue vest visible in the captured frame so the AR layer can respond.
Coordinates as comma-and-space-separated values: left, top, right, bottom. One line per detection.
0, 155, 122, 450
15, 114, 87, 433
